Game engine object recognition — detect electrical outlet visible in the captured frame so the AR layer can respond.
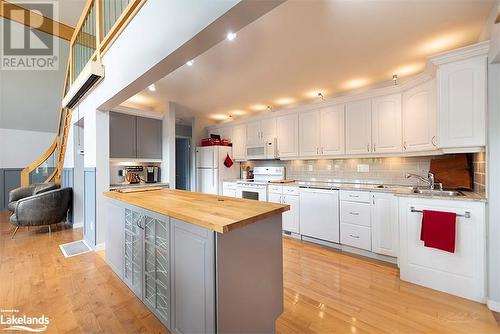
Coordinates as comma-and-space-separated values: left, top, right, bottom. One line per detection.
357, 164, 369, 173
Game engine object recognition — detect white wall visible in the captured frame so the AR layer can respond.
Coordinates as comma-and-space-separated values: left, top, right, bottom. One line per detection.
0, 18, 69, 133
0, 128, 55, 168
161, 103, 176, 185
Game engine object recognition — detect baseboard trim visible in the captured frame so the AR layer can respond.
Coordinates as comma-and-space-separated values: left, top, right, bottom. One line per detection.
94, 242, 105, 251
487, 299, 500, 312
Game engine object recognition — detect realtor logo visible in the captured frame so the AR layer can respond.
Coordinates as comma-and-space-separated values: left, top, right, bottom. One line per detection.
1, 1, 59, 70
0, 309, 49, 332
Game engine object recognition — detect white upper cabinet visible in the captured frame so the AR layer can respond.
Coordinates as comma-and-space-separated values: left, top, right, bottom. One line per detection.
246, 120, 262, 146
277, 114, 299, 158
402, 80, 437, 152
437, 56, 486, 148
320, 104, 345, 155
371, 94, 402, 153
299, 105, 345, 157
246, 118, 276, 146
299, 110, 321, 156
232, 124, 247, 160
261, 118, 277, 142
346, 99, 372, 155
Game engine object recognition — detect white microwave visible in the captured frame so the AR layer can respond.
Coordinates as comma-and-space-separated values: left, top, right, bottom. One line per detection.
246, 138, 277, 160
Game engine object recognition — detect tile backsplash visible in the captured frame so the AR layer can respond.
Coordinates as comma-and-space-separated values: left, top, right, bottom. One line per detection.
110, 161, 161, 185
242, 154, 486, 192
473, 152, 486, 196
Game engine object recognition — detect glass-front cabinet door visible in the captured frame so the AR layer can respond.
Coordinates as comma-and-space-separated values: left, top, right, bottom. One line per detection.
143, 213, 170, 326
124, 209, 143, 298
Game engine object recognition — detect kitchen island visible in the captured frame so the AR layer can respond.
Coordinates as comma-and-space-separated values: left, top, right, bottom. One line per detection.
103, 189, 289, 334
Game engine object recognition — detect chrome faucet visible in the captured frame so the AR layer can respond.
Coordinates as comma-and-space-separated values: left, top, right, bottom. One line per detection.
405, 172, 442, 190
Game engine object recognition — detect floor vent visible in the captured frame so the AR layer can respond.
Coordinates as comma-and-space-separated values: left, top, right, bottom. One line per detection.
59, 240, 92, 258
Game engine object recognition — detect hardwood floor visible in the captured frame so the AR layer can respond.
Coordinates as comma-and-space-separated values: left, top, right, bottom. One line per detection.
0, 210, 498, 333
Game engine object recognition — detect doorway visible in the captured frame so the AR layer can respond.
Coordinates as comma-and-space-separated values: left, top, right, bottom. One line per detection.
175, 137, 191, 190
73, 120, 84, 229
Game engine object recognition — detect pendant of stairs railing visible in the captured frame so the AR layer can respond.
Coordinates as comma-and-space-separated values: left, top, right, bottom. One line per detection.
21, 0, 145, 187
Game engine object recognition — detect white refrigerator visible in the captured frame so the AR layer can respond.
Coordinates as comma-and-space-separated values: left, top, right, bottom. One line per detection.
196, 146, 239, 195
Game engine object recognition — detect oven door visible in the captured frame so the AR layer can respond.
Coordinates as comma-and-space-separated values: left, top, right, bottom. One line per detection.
236, 186, 267, 201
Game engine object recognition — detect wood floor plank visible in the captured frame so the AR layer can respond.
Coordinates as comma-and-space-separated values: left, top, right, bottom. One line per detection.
0, 210, 498, 333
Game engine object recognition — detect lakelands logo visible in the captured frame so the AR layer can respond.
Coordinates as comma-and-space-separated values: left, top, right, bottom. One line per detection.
0, 310, 49, 332
0, 1, 59, 70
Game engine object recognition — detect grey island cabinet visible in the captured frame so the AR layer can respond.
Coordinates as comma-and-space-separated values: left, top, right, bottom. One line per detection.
103, 189, 289, 334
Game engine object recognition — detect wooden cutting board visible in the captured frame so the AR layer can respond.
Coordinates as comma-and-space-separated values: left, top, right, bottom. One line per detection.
116, 187, 164, 193
269, 180, 296, 184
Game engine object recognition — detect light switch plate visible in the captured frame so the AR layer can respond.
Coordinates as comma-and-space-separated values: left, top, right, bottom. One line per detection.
357, 164, 369, 172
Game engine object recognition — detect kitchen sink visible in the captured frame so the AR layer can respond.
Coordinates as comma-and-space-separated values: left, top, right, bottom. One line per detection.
412, 188, 464, 197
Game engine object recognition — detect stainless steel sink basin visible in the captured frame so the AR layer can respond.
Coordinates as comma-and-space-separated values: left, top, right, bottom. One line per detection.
413, 188, 464, 197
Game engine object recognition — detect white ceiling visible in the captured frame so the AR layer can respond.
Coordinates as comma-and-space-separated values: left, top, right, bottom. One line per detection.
126, 0, 495, 121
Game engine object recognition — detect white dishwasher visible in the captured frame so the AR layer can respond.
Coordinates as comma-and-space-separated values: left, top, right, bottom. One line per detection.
299, 187, 340, 243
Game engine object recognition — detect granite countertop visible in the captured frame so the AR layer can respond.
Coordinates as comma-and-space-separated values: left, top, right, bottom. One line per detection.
103, 189, 289, 233
269, 180, 487, 202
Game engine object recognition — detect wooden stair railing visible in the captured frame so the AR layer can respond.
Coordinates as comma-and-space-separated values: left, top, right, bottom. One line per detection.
20, 0, 145, 187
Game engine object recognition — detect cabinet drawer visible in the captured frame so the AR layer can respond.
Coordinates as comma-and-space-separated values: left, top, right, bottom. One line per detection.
268, 185, 283, 194
340, 223, 372, 251
340, 190, 370, 203
340, 201, 371, 227
283, 186, 299, 196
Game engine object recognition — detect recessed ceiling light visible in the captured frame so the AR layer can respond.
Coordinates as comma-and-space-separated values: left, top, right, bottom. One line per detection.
275, 97, 295, 105
226, 32, 237, 41
186, 60, 194, 66
391, 62, 425, 77
231, 110, 247, 116
250, 104, 267, 111
148, 84, 156, 92
342, 79, 370, 90
211, 114, 229, 121
305, 90, 327, 99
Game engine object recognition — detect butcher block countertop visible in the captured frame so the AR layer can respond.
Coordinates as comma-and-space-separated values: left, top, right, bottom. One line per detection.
103, 189, 289, 233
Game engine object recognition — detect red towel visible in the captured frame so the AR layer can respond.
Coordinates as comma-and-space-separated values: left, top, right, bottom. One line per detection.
420, 210, 457, 253
223, 153, 234, 168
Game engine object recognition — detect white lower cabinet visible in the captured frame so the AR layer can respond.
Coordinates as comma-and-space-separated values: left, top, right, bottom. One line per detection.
299, 188, 339, 243
371, 193, 398, 257
269, 186, 300, 234
340, 223, 372, 251
222, 181, 237, 197
398, 197, 485, 302
339, 191, 372, 251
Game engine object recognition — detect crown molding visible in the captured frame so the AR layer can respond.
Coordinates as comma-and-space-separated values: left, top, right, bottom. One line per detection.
0, 0, 74, 41
428, 41, 490, 65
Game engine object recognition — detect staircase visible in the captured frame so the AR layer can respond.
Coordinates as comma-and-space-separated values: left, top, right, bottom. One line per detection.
20, 0, 145, 187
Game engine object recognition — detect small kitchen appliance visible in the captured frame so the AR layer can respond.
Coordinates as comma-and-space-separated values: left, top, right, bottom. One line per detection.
125, 166, 143, 184
146, 166, 160, 183
236, 166, 285, 201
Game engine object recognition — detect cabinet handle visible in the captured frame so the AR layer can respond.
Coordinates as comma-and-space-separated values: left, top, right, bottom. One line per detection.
373, 144, 376, 152
349, 234, 360, 239
373, 196, 375, 205
349, 194, 359, 198
321, 147, 324, 154
403, 141, 407, 151
431, 136, 437, 147
367, 143, 370, 152
316, 147, 319, 155
349, 212, 359, 216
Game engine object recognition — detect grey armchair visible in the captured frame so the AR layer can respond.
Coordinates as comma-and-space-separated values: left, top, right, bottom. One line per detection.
10, 187, 73, 238
8, 182, 58, 212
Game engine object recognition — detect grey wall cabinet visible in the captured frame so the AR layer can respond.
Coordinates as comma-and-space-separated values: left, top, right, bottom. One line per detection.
137, 117, 163, 160
109, 112, 162, 160
110, 112, 137, 159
